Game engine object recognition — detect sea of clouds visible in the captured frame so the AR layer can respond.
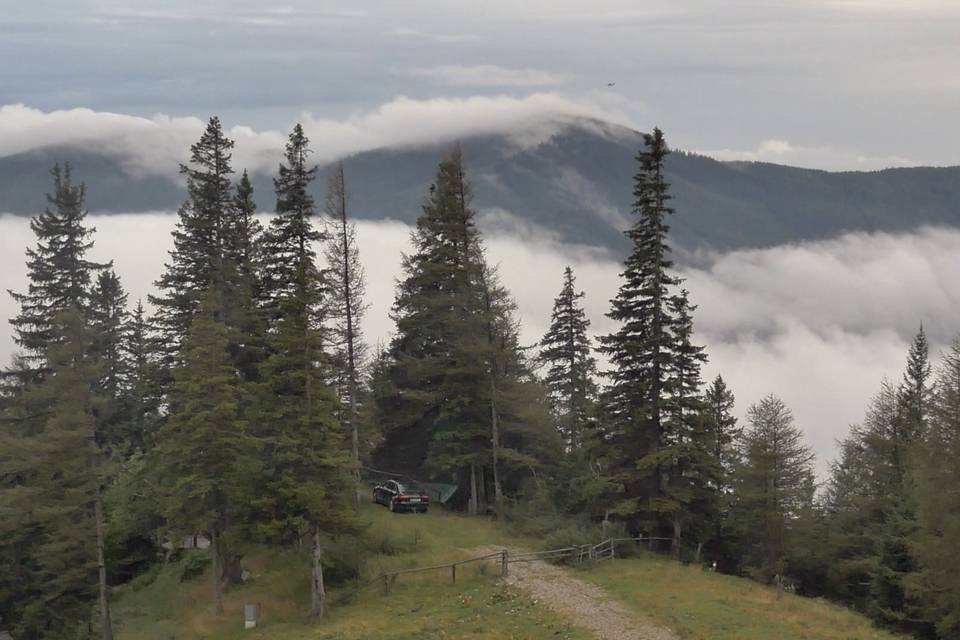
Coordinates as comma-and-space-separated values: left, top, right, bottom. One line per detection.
4, 213, 957, 476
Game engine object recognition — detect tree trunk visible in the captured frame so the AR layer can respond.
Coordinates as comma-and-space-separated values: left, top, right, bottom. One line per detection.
95, 487, 114, 640
672, 518, 682, 561
469, 463, 478, 516
490, 374, 504, 518
310, 524, 327, 619
223, 553, 243, 586
210, 528, 224, 616
336, 163, 362, 509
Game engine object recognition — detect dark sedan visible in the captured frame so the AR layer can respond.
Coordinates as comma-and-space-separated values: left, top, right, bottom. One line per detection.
373, 480, 430, 513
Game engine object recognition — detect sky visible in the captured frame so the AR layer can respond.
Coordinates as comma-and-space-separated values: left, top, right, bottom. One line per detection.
1, 0, 959, 169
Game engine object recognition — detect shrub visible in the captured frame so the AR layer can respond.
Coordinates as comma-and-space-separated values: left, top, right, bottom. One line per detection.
178, 550, 210, 582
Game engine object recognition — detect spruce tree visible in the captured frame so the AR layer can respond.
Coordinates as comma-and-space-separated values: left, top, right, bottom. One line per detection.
261, 124, 324, 317
597, 127, 684, 534
150, 117, 236, 374
539, 266, 597, 448
910, 337, 960, 638
658, 289, 714, 557
704, 375, 740, 493
121, 301, 162, 452
0, 308, 112, 639
375, 147, 491, 512
7, 163, 106, 375
323, 161, 369, 490
151, 288, 255, 616
89, 269, 131, 452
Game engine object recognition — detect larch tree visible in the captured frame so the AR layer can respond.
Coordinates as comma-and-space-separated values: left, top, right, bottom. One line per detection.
539, 266, 597, 449
731, 394, 816, 581
323, 161, 369, 493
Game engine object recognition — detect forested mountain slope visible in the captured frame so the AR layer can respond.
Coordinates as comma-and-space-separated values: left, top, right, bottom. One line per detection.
2, 118, 959, 252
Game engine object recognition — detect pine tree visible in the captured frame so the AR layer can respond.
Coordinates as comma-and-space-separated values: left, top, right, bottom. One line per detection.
150, 117, 236, 374
539, 266, 597, 448
7, 163, 107, 375
731, 395, 816, 581
323, 162, 369, 491
597, 127, 684, 534
0, 308, 112, 639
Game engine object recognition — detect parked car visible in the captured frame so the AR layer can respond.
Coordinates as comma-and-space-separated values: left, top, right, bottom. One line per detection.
373, 479, 430, 513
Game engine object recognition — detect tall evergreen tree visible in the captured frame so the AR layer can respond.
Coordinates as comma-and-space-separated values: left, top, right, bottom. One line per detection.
539, 266, 597, 448
323, 161, 369, 491
7, 164, 106, 375
261, 124, 324, 317
150, 117, 236, 373
704, 375, 741, 493
597, 127, 685, 535
0, 308, 113, 639
374, 147, 491, 512
911, 337, 960, 639
121, 300, 162, 453
151, 288, 255, 616
89, 269, 131, 452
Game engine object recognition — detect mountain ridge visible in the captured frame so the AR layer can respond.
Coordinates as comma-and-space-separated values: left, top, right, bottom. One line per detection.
2, 118, 959, 252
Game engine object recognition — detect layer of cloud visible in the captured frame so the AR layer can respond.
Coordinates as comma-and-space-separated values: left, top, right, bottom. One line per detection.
4, 214, 959, 477
401, 65, 568, 87
701, 139, 918, 172
0, 95, 632, 177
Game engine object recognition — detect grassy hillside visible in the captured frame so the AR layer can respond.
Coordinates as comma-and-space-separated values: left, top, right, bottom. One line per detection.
111, 505, 588, 640
111, 505, 903, 640
581, 554, 903, 640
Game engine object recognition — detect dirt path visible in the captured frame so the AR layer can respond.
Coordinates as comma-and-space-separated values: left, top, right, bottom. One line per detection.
471, 546, 678, 640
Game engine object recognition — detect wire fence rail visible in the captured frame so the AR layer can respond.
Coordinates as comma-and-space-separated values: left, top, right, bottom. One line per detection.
336, 535, 675, 602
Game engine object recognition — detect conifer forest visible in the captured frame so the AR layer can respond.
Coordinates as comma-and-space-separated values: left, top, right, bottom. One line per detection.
4, 114, 960, 639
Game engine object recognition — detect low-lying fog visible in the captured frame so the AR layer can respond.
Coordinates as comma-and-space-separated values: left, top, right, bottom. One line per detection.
4, 212, 955, 476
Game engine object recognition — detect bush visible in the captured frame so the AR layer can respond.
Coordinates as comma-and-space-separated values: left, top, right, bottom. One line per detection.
178, 550, 210, 582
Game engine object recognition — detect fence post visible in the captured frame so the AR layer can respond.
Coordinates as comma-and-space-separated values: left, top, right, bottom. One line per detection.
501, 550, 508, 578
452, 563, 456, 584
382, 573, 389, 595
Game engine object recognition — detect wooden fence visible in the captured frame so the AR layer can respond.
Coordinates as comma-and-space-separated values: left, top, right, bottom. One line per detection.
339, 535, 674, 601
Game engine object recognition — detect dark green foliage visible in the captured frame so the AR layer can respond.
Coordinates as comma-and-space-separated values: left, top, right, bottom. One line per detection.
150, 117, 236, 373
0, 308, 106, 638
912, 338, 960, 639
374, 147, 491, 483
261, 124, 324, 316
7, 163, 107, 374
150, 287, 256, 614
596, 128, 714, 549
121, 301, 162, 453
539, 266, 597, 448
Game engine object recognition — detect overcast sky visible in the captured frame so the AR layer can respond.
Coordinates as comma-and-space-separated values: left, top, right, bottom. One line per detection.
2, 0, 959, 169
